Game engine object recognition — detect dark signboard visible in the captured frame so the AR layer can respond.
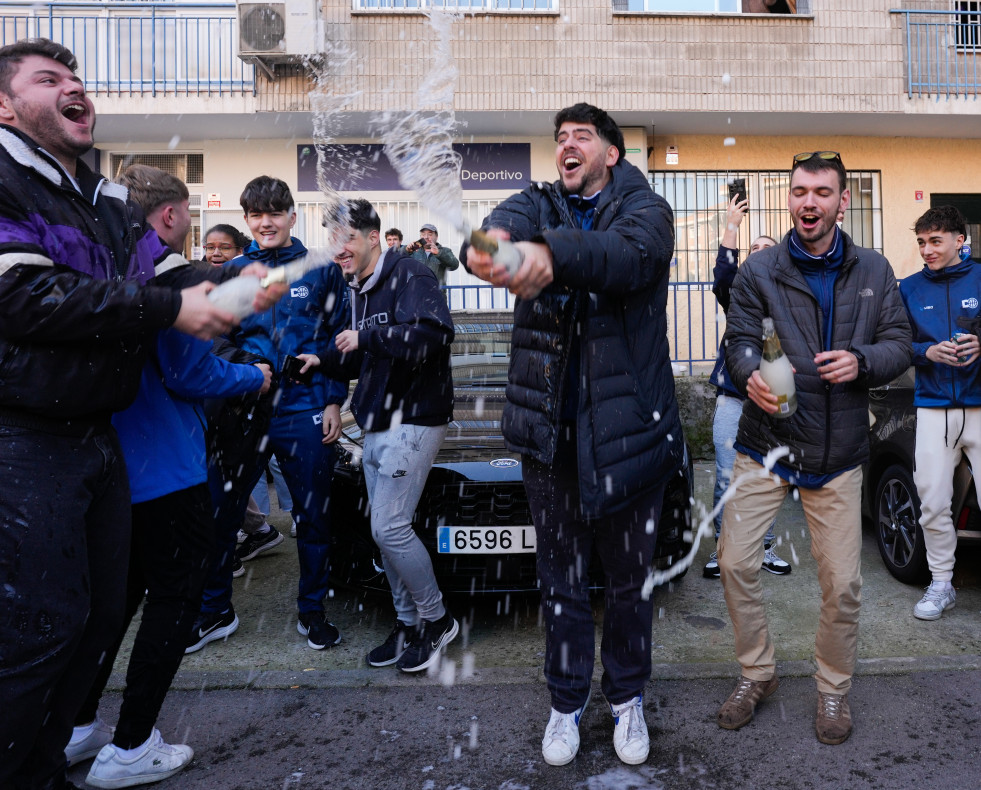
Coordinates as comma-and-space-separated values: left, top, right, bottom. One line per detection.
297, 143, 531, 192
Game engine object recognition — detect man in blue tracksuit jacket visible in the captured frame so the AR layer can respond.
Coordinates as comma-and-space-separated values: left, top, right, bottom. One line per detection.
189, 176, 350, 653
900, 205, 981, 621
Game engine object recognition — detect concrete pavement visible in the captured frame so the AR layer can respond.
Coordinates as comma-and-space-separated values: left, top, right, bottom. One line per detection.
129, 461, 981, 690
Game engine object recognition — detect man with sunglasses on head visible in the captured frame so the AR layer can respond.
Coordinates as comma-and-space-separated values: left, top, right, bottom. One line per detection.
716, 151, 911, 745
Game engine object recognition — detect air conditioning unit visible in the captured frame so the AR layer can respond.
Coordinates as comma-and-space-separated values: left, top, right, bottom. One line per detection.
237, 1, 322, 59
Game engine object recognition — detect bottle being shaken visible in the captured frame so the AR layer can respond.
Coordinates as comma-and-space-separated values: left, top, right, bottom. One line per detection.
465, 225, 524, 277
759, 317, 797, 419
205, 252, 334, 320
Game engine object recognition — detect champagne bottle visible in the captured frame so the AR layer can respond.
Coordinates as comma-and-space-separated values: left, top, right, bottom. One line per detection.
465, 225, 525, 276
206, 250, 333, 320
759, 317, 797, 419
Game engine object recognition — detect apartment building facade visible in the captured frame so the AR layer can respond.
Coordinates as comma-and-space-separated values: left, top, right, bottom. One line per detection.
3, 0, 980, 361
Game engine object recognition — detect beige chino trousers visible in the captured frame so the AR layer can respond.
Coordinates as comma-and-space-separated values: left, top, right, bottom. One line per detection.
718, 453, 863, 695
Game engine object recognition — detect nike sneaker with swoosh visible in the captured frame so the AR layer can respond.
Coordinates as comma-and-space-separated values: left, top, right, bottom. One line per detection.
396, 609, 459, 673
184, 606, 239, 655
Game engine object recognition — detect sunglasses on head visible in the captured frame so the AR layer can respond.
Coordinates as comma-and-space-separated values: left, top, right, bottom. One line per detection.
792, 151, 842, 166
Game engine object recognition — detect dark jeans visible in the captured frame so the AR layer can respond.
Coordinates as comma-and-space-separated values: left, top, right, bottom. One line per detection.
0, 424, 131, 789
201, 408, 337, 616
76, 485, 215, 748
523, 428, 665, 714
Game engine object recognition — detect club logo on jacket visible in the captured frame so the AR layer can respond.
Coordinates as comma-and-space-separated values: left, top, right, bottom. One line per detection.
291, 286, 310, 299
962, 297, 979, 310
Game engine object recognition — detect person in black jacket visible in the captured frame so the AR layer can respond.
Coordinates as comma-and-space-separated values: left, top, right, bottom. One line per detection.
309, 198, 458, 674
0, 39, 281, 790
464, 104, 682, 768
716, 151, 911, 747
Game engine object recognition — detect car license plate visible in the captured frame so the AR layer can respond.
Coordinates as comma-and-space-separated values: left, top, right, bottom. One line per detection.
437, 526, 536, 554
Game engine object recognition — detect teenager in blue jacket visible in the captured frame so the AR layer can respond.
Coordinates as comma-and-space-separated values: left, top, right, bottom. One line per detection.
189, 176, 350, 654
900, 205, 981, 621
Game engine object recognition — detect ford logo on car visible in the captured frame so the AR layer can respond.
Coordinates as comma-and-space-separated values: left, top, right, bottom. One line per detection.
489, 458, 519, 468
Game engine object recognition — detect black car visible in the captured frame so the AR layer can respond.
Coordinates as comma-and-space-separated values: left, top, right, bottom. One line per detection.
866, 367, 981, 583
328, 310, 694, 594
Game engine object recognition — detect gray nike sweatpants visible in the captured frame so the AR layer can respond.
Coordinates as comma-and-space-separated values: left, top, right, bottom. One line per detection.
363, 423, 448, 625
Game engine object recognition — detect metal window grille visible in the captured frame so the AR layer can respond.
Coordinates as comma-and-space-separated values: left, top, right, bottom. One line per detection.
109, 152, 205, 184
955, 1, 981, 49
652, 170, 882, 284
651, 169, 883, 371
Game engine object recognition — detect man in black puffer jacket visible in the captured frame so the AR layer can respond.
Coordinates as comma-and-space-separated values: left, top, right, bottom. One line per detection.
715, 152, 911, 747
465, 104, 682, 768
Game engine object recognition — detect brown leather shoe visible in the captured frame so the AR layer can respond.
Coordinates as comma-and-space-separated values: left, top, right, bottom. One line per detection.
815, 692, 852, 744
717, 675, 779, 730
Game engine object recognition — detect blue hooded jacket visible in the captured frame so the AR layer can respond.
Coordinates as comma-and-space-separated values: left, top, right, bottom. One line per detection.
226, 237, 350, 415
900, 259, 981, 408
113, 329, 265, 504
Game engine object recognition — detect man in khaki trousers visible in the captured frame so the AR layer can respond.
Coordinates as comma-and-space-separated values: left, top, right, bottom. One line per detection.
715, 151, 911, 745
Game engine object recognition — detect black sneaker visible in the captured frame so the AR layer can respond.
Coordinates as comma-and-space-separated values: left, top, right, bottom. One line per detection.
397, 610, 459, 673
185, 606, 238, 654
762, 546, 792, 575
236, 527, 284, 562
366, 620, 414, 667
231, 556, 245, 578
703, 551, 720, 579
297, 611, 341, 650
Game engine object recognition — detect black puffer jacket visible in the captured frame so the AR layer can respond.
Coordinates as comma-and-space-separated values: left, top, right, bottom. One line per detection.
479, 161, 683, 518
724, 232, 912, 475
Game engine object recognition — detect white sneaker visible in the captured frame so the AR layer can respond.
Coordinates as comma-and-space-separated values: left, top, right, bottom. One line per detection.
913, 581, 956, 621
289, 518, 297, 538
611, 695, 650, 765
542, 693, 590, 766
86, 728, 193, 788
65, 715, 114, 766
236, 529, 247, 544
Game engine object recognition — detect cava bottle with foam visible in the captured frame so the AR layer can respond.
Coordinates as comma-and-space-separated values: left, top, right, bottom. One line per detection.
759, 317, 797, 419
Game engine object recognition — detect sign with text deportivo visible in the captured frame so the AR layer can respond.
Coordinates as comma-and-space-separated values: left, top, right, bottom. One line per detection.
296, 143, 531, 192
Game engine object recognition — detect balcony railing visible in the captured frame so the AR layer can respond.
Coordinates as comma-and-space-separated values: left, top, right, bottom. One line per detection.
892, 8, 981, 99
0, 1, 254, 96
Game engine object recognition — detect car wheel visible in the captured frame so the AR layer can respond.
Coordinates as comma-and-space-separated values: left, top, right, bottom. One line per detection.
874, 463, 929, 584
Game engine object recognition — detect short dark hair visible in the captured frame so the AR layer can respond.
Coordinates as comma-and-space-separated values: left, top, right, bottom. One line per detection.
0, 39, 77, 96
914, 205, 967, 238
117, 165, 188, 216
348, 198, 380, 234
791, 153, 847, 193
385, 228, 403, 241
205, 223, 250, 250
240, 176, 294, 214
553, 103, 625, 162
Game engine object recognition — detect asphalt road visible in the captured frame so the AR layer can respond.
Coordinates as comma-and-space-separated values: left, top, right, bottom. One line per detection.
70, 670, 981, 790
65, 462, 981, 789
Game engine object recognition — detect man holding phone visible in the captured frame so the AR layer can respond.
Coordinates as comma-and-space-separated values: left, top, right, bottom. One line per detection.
705, 191, 790, 579
406, 223, 460, 286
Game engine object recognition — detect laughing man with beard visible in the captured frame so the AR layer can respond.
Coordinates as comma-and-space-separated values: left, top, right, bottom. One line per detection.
464, 103, 682, 768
